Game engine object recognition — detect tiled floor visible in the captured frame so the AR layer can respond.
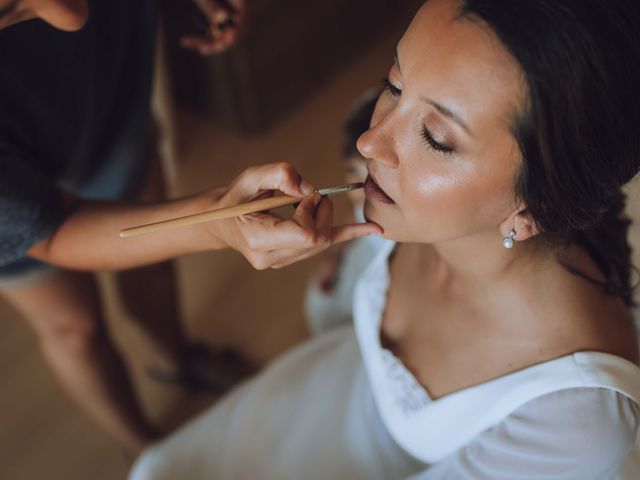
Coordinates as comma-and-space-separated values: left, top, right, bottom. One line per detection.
0, 17, 406, 480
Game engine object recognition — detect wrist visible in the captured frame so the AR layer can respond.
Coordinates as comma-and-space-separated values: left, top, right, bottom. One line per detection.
193, 187, 232, 251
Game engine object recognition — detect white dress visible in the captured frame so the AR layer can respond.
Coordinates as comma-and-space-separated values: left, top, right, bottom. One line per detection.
130, 240, 640, 480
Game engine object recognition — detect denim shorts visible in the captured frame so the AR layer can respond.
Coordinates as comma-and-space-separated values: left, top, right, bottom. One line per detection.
0, 130, 152, 288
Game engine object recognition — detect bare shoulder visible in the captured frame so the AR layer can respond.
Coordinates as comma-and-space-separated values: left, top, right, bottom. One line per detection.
519, 245, 639, 366
384, 243, 639, 400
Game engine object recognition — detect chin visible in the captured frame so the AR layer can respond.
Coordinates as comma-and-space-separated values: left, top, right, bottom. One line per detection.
364, 201, 430, 243
363, 201, 394, 240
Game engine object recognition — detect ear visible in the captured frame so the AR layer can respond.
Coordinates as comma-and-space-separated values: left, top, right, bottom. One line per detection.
499, 208, 540, 242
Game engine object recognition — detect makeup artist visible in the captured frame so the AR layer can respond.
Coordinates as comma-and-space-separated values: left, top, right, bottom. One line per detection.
0, 0, 381, 455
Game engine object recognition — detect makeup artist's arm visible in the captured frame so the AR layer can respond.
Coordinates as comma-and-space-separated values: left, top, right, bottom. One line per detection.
27, 163, 381, 271
208, 163, 382, 270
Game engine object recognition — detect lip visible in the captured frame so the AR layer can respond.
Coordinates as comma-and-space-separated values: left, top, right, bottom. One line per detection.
364, 173, 395, 204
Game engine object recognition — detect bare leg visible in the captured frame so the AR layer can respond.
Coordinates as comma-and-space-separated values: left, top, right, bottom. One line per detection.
1, 271, 159, 455
116, 147, 255, 388
116, 259, 190, 374
115, 151, 191, 375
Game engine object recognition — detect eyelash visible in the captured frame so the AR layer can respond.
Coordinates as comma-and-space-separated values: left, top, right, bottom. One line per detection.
381, 77, 401, 97
420, 127, 455, 155
381, 77, 455, 156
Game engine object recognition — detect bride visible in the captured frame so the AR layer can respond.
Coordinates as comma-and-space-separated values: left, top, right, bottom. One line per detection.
131, 0, 640, 478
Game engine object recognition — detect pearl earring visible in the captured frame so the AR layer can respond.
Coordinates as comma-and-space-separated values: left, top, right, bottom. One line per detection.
502, 229, 516, 249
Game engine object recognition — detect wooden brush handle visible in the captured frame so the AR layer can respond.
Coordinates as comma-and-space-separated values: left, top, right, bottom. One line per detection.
120, 195, 298, 238
119, 183, 363, 239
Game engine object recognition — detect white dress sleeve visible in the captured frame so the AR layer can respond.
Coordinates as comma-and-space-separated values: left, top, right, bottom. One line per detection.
408, 387, 640, 480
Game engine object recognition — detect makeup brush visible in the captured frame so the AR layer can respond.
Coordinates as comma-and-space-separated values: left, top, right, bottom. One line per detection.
120, 183, 364, 238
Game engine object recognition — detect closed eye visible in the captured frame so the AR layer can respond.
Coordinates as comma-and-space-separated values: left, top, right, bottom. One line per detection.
420, 126, 455, 155
381, 77, 401, 97
382, 77, 455, 155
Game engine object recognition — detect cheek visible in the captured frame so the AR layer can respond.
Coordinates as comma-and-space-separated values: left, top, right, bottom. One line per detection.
401, 171, 471, 237
398, 159, 517, 241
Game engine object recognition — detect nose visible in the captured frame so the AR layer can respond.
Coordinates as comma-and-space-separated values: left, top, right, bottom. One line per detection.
36, 0, 88, 31
356, 106, 400, 168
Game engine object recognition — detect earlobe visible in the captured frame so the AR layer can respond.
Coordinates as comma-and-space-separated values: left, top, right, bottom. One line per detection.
512, 210, 540, 241
499, 209, 540, 244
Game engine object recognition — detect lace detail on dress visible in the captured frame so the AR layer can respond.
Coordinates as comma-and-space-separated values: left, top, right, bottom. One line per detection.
360, 244, 430, 416
381, 348, 430, 415
365, 261, 388, 318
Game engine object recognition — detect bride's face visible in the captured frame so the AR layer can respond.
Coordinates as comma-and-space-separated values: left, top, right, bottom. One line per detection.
358, 0, 527, 245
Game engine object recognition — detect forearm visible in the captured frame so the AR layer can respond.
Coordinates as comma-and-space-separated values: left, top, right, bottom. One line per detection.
25, 161, 381, 272
28, 191, 225, 271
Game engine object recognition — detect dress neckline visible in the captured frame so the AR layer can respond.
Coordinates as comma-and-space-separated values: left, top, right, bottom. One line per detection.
370, 240, 640, 405
380, 343, 640, 403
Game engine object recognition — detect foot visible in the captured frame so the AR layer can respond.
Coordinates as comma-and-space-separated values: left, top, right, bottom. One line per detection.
146, 343, 256, 393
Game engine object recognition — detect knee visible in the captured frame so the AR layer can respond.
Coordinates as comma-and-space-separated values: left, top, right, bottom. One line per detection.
36, 315, 105, 356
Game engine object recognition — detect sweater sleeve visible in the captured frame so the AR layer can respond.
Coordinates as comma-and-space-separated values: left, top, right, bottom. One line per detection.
0, 155, 66, 267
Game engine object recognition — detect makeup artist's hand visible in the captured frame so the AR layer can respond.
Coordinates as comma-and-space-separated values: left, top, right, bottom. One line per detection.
209, 163, 383, 270
181, 0, 247, 55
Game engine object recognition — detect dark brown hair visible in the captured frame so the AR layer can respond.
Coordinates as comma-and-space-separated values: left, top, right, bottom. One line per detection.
459, 0, 640, 306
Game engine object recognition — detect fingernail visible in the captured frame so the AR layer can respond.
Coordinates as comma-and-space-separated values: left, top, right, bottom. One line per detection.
313, 193, 322, 206
300, 180, 314, 195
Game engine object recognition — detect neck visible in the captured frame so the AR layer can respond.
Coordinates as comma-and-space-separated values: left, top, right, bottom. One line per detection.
415, 231, 555, 297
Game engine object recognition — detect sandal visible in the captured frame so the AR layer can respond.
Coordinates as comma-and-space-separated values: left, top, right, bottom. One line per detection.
146, 343, 257, 394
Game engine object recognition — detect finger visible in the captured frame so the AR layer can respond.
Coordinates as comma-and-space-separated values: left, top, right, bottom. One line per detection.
330, 222, 383, 245
180, 35, 211, 50
235, 163, 314, 201
269, 247, 326, 269
247, 189, 275, 202
204, 28, 238, 50
268, 199, 336, 267
292, 194, 321, 232
261, 162, 314, 197
266, 233, 355, 269
202, 3, 240, 38
217, 28, 239, 45
180, 30, 236, 55
313, 196, 333, 241
240, 213, 311, 250
243, 195, 325, 254
201, 42, 229, 55
228, 0, 244, 12
194, 0, 221, 18
180, 34, 229, 50
213, 0, 241, 16
239, 210, 284, 224
248, 250, 280, 271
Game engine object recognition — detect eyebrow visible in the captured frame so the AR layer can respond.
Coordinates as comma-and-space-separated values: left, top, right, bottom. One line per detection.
0, 0, 18, 19
393, 45, 474, 137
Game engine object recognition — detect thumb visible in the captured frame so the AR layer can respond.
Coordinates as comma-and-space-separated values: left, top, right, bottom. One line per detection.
330, 222, 383, 245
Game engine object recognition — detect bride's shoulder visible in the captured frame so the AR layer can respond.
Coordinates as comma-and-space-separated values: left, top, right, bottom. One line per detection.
516, 246, 639, 366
